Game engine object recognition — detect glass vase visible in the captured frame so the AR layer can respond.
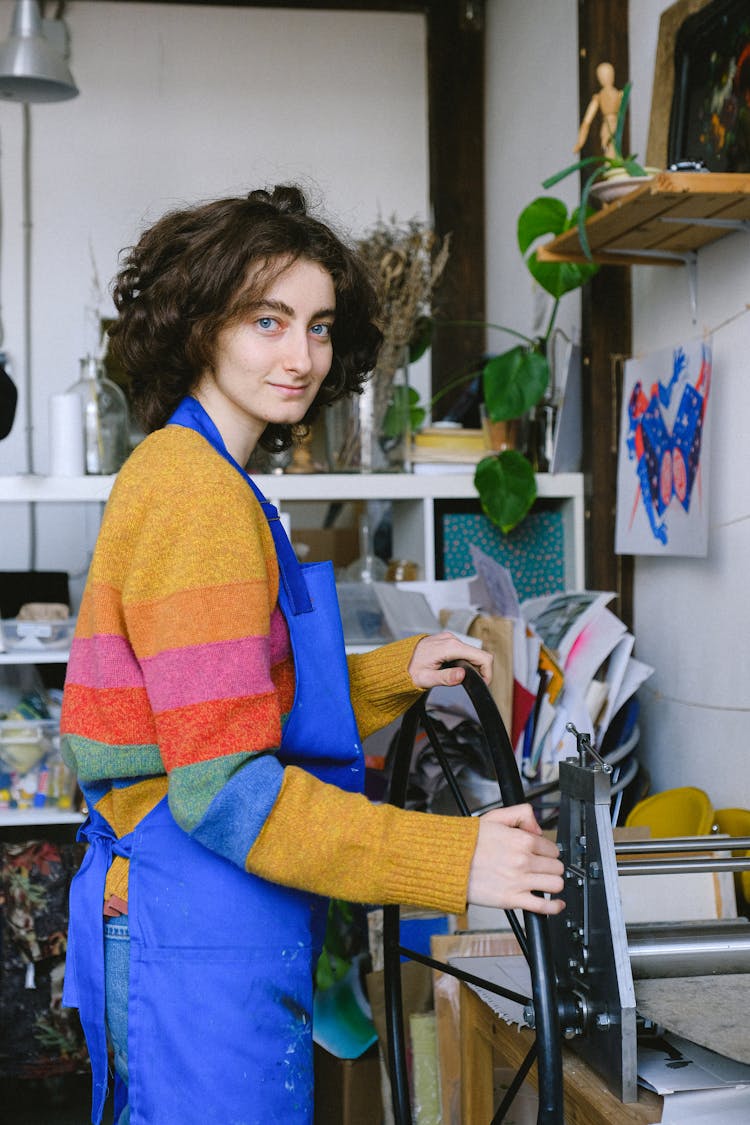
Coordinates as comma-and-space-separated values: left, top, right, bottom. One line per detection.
68, 355, 130, 475
325, 351, 412, 473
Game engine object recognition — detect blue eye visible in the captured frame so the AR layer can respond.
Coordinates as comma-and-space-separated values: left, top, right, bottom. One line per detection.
257, 316, 278, 331
311, 323, 332, 338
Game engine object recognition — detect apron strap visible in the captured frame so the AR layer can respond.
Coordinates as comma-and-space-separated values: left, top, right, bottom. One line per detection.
167, 396, 313, 615
64, 805, 133, 1125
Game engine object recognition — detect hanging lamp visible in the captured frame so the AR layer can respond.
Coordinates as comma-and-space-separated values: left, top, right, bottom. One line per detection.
0, 0, 78, 103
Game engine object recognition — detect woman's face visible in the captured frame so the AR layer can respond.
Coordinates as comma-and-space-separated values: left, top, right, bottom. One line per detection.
194, 257, 335, 465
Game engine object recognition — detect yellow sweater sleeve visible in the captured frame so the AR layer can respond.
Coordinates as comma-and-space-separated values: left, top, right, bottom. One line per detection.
346, 635, 426, 740
247, 765, 479, 914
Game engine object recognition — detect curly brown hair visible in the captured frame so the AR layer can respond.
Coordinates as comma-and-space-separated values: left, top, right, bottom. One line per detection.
108, 185, 383, 449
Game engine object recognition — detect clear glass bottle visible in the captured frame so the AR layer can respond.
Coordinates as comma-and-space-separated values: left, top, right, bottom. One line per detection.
68, 355, 129, 474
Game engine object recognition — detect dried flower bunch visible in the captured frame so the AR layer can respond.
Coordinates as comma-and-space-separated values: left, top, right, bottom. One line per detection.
327, 216, 450, 472
356, 216, 451, 406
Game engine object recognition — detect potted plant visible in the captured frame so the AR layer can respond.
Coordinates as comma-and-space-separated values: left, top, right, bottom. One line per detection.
420, 195, 597, 533
423, 76, 648, 532
541, 78, 650, 259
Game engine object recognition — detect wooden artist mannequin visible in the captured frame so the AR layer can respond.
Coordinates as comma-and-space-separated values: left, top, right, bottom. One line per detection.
575, 61, 622, 157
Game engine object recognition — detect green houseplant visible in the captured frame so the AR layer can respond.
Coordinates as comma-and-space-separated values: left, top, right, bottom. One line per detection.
421, 195, 597, 533
476, 195, 598, 531
429, 79, 647, 532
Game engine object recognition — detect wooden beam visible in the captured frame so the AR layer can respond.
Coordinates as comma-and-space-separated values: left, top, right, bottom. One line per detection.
578, 0, 634, 627
426, 1, 486, 415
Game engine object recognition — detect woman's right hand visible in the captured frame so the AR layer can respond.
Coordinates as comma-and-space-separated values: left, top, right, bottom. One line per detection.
467, 804, 565, 915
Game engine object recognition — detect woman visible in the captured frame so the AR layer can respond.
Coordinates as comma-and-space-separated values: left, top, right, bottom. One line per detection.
60, 185, 564, 1125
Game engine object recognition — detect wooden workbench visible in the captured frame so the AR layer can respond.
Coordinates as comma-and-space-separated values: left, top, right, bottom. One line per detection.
459, 982, 663, 1124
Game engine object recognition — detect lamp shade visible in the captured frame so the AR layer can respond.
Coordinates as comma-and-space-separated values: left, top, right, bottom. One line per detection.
0, 0, 78, 103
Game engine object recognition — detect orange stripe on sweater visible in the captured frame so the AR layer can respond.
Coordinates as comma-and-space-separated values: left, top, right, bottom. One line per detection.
76, 583, 128, 638
126, 581, 273, 655
60, 683, 158, 745
157, 694, 281, 769
77, 579, 274, 654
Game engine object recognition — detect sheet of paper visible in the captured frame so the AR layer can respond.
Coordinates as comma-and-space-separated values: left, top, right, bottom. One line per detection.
522, 591, 614, 664
611, 656, 655, 718
563, 607, 628, 696
448, 954, 532, 1028
371, 582, 442, 639
468, 545, 521, 620
638, 1031, 750, 1094
596, 632, 635, 741
657, 1085, 750, 1123
394, 577, 477, 619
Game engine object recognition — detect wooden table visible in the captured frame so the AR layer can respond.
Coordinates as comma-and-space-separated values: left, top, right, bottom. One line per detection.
460, 982, 663, 1124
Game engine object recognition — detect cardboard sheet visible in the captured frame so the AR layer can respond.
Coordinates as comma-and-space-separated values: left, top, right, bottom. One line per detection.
635, 974, 750, 1066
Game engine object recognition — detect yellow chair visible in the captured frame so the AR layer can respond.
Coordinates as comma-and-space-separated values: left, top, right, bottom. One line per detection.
625, 786, 714, 838
715, 808, 750, 907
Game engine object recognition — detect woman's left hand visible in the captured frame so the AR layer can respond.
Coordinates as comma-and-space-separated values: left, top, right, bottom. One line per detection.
407, 631, 493, 690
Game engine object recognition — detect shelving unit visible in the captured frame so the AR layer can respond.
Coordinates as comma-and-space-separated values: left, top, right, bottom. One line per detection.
0, 641, 78, 828
536, 171, 750, 267
0, 466, 586, 827
0, 469, 586, 588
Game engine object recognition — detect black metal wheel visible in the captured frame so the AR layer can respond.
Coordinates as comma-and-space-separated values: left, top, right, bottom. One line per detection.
383, 662, 564, 1124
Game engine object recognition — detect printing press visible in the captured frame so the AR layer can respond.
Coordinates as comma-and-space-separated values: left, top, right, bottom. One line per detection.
383, 666, 750, 1125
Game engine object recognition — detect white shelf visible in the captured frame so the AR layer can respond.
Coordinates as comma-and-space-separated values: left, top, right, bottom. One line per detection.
0, 648, 71, 664
0, 807, 84, 827
0, 470, 583, 504
0, 474, 116, 502
0, 469, 586, 588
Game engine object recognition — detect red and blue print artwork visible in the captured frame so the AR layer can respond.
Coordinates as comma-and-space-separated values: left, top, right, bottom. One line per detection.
616, 340, 712, 557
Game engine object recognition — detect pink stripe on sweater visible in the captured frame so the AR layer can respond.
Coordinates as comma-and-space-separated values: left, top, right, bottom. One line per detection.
269, 606, 291, 665
66, 634, 144, 689
141, 636, 273, 714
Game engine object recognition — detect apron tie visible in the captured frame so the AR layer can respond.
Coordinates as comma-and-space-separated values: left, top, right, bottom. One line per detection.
64, 805, 133, 1125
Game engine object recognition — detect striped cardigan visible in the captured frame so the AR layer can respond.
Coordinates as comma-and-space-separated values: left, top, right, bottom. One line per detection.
60, 424, 478, 914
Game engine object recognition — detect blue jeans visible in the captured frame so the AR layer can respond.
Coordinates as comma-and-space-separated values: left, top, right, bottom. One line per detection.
104, 915, 130, 1125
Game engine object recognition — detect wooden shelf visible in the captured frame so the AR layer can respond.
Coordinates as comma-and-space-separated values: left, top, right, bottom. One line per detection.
536, 171, 750, 267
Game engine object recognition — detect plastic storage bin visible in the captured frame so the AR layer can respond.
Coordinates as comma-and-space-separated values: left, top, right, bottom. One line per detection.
0, 617, 76, 652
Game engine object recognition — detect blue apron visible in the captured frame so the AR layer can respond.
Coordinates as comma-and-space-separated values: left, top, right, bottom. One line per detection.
64, 397, 365, 1124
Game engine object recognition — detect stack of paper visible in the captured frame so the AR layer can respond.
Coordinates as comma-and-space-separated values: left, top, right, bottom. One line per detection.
338, 548, 653, 786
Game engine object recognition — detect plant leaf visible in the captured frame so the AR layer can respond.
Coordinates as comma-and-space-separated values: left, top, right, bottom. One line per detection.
519, 196, 599, 297
382, 384, 423, 438
623, 156, 647, 177
613, 81, 632, 159
542, 155, 604, 189
483, 346, 548, 421
577, 168, 604, 260
409, 315, 434, 363
474, 451, 537, 533
517, 197, 569, 255
527, 251, 598, 299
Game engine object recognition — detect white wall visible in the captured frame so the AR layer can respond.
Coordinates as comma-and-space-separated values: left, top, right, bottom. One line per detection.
485, 0, 581, 353
487, 0, 750, 810
0, 0, 429, 593
627, 0, 750, 809
5, 1, 747, 809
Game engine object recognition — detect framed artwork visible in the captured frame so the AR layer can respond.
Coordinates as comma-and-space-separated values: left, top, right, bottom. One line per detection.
646, 0, 750, 171
668, 0, 750, 170
615, 339, 712, 558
